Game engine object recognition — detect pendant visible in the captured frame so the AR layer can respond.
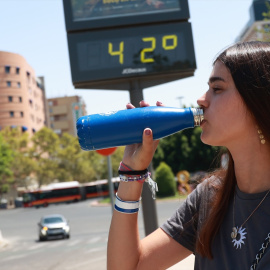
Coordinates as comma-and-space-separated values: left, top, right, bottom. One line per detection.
231, 227, 238, 239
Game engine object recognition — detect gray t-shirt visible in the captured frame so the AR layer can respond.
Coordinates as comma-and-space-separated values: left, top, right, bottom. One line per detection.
161, 177, 270, 270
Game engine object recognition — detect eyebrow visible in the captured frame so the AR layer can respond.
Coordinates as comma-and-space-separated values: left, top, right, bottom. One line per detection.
208, 76, 225, 84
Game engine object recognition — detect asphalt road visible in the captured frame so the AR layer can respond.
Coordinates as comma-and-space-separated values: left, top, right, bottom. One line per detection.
0, 198, 193, 270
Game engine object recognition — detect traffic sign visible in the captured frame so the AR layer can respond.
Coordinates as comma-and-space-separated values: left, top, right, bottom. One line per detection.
96, 147, 117, 156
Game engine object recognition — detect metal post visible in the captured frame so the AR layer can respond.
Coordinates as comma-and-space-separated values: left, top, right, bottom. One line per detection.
107, 155, 115, 214
129, 80, 159, 236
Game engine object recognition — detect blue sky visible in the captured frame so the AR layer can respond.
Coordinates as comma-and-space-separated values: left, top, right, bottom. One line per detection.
0, 0, 253, 114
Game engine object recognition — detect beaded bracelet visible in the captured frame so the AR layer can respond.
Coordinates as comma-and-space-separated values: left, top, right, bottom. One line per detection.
114, 193, 141, 214
119, 172, 150, 183
118, 161, 158, 199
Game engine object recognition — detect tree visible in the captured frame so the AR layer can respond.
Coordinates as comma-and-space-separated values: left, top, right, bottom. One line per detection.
153, 127, 220, 175
88, 146, 126, 180
256, 1, 270, 41
0, 127, 35, 189
0, 134, 14, 196
30, 127, 60, 187
57, 132, 96, 183
155, 162, 176, 197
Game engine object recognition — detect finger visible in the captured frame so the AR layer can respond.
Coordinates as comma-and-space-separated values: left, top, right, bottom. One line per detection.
156, 101, 164, 107
142, 129, 159, 153
139, 100, 150, 107
140, 128, 155, 162
126, 103, 135, 109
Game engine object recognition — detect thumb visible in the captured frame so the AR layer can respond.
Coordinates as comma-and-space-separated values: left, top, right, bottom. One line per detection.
137, 128, 159, 169
142, 128, 155, 156
142, 127, 153, 142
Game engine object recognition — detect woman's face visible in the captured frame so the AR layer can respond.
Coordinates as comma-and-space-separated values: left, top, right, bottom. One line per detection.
197, 60, 255, 148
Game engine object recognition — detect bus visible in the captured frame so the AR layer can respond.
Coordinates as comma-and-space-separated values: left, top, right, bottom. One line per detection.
22, 178, 120, 208
22, 181, 81, 208
82, 178, 120, 199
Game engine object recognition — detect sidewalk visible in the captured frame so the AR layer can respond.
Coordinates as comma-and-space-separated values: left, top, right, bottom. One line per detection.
168, 255, 195, 270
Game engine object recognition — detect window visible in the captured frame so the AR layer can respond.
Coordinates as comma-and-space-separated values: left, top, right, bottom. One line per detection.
5, 66, 10, 74
10, 111, 14, 117
19, 97, 22, 103
16, 67, 20, 74
20, 112, 24, 117
8, 96, 13, 102
29, 99, 33, 106
6, 81, 11, 87
17, 82, 21, 88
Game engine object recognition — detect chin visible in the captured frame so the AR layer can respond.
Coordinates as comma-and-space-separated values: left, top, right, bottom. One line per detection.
200, 133, 219, 147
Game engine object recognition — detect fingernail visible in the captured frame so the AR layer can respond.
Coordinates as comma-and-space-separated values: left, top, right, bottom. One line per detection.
145, 129, 151, 136
157, 101, 162, 104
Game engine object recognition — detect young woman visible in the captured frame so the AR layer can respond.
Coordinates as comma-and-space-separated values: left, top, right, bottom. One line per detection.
107, 41, 270, 270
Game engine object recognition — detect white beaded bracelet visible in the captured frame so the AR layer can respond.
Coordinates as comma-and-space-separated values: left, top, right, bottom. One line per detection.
114, 193, 141, 214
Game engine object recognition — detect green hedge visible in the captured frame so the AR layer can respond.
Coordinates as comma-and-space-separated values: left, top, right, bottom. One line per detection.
155, 162, 176, 197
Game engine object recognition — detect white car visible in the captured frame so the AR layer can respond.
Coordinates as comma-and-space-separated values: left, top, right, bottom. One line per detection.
38, 214, 70, 241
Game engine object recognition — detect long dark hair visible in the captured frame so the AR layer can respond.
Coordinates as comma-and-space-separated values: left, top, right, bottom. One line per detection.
196, 41, 270, 258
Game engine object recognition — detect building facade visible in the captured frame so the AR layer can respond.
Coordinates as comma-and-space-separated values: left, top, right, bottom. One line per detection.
47, 96, 87, 136
0, 51, 49, 134
237, 0, 270, 42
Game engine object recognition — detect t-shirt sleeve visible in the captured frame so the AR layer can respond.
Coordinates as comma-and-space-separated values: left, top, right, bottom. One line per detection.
160, 181, 206, 253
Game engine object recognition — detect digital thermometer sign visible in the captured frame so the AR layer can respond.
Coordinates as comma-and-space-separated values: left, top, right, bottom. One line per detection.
67, 22, 196, 89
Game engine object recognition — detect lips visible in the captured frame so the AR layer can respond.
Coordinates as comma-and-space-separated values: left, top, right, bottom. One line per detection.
200, 119, 206, 127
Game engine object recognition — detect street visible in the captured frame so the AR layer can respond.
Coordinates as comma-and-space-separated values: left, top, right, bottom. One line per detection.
0, 198, 194, 270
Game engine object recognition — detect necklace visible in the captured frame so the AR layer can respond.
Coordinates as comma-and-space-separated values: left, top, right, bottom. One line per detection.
231, 188, 270, 239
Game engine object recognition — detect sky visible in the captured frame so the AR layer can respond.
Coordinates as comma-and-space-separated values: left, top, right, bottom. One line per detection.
0, 0, 254, 114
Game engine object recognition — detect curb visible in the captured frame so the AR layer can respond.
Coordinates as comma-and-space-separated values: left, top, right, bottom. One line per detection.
0, 230, 8, 248
90, 200, 110, 207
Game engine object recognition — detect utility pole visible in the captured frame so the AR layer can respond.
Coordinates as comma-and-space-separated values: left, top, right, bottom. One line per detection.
129, 81, 159, 236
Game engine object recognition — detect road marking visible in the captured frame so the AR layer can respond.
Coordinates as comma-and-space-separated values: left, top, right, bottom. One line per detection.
66, 239, 81, 247
85, 246, 106, 253
28, 243, 47, 250
88, 236, 101, 244
1, 254, 26, 262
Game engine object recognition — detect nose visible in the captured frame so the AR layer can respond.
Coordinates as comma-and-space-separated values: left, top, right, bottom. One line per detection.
197, 92, 209, 109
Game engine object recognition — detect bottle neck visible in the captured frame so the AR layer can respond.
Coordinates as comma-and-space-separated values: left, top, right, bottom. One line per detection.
191, 108, 204, 126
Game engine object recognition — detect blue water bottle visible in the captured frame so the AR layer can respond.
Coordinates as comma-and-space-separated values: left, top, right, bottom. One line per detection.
76, 107, 204, 151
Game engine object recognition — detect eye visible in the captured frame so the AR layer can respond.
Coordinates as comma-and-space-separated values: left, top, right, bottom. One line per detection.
213, 87, 222, 93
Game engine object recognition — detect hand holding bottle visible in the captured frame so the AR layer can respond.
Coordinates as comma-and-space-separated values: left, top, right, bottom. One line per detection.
122, 100, 162, 170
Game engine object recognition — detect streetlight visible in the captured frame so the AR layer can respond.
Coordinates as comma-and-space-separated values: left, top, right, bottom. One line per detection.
176, 96, 184, 108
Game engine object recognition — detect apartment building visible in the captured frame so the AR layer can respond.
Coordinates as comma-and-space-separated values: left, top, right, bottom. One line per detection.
0, 51, 49, 134
47, 96, 87, 136
237, 0, 270, 42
